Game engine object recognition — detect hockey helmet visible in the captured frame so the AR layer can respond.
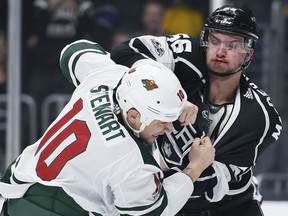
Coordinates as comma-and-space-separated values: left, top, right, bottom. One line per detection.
200, 5, 259, 49
116, 62, 187, 126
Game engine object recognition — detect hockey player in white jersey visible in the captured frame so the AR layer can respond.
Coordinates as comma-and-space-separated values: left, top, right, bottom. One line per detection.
0, 40, 215, 216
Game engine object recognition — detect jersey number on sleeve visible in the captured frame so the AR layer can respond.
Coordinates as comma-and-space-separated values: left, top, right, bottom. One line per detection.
167, 34, 192, 53
35, 99, 91, 181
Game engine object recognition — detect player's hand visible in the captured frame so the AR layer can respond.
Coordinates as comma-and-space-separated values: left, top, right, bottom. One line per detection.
188, 137, 215, 165
185, 137, 215, 182
178, 102, 198, 126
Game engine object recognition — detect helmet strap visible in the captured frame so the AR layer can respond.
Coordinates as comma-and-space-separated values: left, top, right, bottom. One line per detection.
209, 68, 241, 77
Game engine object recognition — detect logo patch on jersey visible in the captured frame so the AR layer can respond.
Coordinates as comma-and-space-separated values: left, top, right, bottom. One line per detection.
161, 124, 198, 166
152, 173, 162, 199
151, 39, 164, 56
163, 142, 172, 157
202, 110, 209, 120
244, 88, 254, 99
142, 79, 158, 91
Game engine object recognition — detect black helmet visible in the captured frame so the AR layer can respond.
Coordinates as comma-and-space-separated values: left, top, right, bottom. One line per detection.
200, 5, 259, 48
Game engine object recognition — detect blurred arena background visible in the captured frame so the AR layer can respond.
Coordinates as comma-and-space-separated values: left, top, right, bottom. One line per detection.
0, 0, 287, 215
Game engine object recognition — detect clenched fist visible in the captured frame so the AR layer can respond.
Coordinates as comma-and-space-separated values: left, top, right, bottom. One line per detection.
184, 137, 215, 182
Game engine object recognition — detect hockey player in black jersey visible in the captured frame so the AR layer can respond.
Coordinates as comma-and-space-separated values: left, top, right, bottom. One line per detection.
111, 5, 282, 216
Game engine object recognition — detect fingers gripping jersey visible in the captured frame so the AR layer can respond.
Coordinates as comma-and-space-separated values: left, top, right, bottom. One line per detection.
0, 40, 194, 216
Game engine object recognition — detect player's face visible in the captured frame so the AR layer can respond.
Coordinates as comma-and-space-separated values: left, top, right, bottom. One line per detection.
140, 120, 173, 144
205, 32, 252, 74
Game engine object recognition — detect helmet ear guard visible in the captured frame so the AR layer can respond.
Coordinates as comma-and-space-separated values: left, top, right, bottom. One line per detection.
116, 62, 187, 127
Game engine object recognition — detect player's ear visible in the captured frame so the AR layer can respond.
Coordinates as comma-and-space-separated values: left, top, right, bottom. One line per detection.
127, 108, 141, 126
245, 48, 254, 63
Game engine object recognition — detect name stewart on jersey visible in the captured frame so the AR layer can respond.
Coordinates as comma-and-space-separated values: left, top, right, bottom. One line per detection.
90, 85, 126, 141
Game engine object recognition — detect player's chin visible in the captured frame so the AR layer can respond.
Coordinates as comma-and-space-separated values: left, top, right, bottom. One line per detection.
146, 136, 158, 145
209, 62, 226, 71
210, 65, 225, 72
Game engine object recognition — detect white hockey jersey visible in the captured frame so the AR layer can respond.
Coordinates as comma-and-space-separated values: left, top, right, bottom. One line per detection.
0, 40, 194, 216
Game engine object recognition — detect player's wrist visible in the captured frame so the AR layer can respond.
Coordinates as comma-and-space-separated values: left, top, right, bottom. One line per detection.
183, 164, 201, 182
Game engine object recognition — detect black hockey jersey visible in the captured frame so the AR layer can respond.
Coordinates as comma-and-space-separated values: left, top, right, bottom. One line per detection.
111, 34, 282, 203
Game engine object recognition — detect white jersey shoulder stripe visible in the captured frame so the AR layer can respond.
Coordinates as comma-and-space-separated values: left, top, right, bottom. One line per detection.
251, 90, 270, 165
175, 56, 205, 80
60, 40, 108, 87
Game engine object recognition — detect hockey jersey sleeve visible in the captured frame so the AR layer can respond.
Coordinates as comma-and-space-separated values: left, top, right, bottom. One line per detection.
112, 165, 194, 216
59, 39, 129, 88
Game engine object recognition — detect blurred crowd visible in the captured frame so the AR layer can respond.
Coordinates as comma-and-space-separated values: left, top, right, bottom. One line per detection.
0, 0, 207, 100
